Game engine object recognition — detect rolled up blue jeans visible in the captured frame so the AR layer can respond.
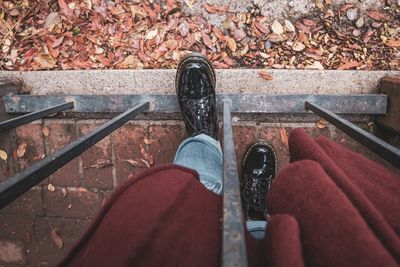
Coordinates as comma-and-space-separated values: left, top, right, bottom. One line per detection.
173, 134, 267, 239
173, 134, 223, 195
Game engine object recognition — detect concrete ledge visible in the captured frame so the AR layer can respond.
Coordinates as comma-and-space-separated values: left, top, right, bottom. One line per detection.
1, 70, 399, 95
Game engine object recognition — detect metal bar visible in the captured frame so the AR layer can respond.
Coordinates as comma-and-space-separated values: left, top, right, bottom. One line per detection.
0, 102, 74, 133
305, 101, 400, 168
3, 94, 387, 114
0, 101, 150, 209
222, 101, 248, 267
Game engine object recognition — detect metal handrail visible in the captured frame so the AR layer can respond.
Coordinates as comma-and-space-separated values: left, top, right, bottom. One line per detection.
305, 101, 400, 169
0, 102, 74, 133
0, 101, 150, 209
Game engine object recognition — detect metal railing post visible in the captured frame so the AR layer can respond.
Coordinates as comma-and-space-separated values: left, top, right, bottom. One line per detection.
222, 100, 248, 267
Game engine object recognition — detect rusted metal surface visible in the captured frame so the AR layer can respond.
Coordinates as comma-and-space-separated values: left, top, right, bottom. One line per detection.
3, 94, 387, 114
0, 102, 73, 133
222, 101, 248, 267
376, 76, 400, 133
306, 101, 400, 169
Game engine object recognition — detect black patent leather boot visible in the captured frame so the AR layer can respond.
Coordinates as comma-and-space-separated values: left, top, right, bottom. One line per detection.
240, 142, 277, 220
175, 53, 218, 140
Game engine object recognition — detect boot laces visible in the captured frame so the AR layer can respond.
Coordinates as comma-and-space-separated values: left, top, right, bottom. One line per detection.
182, 95, 215, 136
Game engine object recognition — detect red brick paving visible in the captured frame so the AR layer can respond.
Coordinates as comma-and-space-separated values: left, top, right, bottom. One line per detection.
148, 123, 186, 165
0, 189, 44, 216
258, 127, 290, 170
43, 188, 104, 219
15, 123, 45, 172
44, 122, 81, 187
79, 123, 113, 190
28, 217, 90, 267
113, 123, 146, 186
0, 131, 16, 182
231, 125, 257, 175
0, 119, 398, 266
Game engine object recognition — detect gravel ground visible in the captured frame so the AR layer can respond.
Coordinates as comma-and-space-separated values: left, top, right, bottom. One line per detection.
180, 0, 385, 26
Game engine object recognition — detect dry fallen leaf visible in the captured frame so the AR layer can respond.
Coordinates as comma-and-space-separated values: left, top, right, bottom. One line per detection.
271, 21, 284, 35
36, 55, 57, 69
0, 150, 8, 161
145, 29, 158, 40
61, 187, 68, 198
141, 159, 151, 168
337, 61, 363, 70
77, 187, 88, 193
280, 128, 289, 147
258, 69, 273, 80
144, 137, 154, 145
284, 20, 296, 32
16, 142, 27, 158
292, 42, 305, 51
201, 31, 214, 51
202, 3, 229, 15
254, 22, 269, 34
44, 12, 61, 30
386, 40, 400, 47
305, 61, 324, 70
118, 55, 143, 69
367, 10, 388, 21
58, 0, 74, 17
227, 38, 237, 52
315, 0, 324, 9
302, 19, 317, 27
52, 36, 65, 48
47, 183, 56, 192
86, 159, 113, 169
140, 144, 154, 166
43, 127, 50, 137
123, 159, 146, 168
51, 228, 63, 249
316, 118, 328, 129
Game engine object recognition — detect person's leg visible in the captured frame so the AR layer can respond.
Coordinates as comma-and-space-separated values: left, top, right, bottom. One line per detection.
175, 54, 276, 239
174, 134, 223, 195
174, 53, 223, 194
59, 166, 223, 267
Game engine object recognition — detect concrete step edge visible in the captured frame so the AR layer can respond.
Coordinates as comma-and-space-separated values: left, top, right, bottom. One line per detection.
1, 69, 399, 95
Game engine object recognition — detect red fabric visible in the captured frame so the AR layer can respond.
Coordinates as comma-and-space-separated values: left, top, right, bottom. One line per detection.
60, 129, 400, 267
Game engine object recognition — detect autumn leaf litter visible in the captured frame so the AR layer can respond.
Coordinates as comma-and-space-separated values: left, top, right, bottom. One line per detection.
0, 0, 398, 71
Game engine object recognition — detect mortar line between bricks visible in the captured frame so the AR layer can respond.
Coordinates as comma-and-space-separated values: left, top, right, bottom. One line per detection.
44, 185, 114, 194
111, 133, 117, 190
43, 119, 54, 187
41, 120, 49, 217
41, 118, 77, 124
10, 127, 19, 173
254, 124, 261, 139
75, 120, 84, 187
33, 214, 91, 221
76, 119, 185, 125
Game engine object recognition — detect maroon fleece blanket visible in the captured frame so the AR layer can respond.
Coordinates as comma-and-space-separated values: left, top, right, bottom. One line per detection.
59, 129, 400, 267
